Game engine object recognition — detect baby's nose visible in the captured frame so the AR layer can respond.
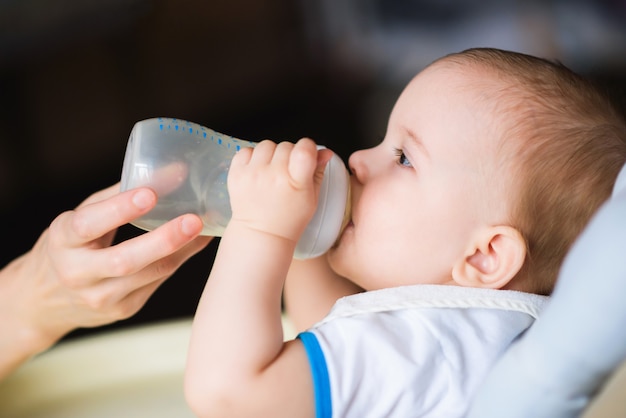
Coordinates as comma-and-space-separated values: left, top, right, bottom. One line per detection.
348, 149, 369, 183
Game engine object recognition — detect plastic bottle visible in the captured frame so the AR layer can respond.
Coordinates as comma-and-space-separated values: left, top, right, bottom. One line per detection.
120, 117, 351, 259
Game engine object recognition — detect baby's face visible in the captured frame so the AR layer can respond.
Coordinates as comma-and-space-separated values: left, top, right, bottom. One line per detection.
328, 61, 511, 290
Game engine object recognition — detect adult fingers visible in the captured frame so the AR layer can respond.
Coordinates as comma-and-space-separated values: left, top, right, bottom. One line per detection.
110, 277, 168, 321
84, 213, 205, 280
77, 234, 211, 312
77, 183, 121, 208
140, 161, 189, 198
51, 187, 157, 248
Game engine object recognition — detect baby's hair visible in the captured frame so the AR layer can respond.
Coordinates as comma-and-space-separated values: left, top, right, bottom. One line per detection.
441, 48, 626, 295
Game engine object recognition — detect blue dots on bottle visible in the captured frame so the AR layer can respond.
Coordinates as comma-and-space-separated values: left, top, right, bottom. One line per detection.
148, 118, 248, 152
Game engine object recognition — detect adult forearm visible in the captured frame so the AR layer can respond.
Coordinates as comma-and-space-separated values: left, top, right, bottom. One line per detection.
0, 324, 51, 381
0, 256, 58, 381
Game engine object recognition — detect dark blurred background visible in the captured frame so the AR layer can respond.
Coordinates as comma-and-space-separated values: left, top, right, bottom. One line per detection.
1, 0, 625, 339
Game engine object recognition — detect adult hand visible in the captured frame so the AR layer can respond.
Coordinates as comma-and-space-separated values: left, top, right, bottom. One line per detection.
0, 183, 211, 379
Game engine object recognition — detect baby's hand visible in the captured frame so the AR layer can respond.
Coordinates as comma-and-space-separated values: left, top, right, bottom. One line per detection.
228, 138, 331, 245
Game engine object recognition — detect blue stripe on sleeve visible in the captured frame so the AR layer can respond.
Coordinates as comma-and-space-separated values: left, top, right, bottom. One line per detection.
298, 331, 332, 418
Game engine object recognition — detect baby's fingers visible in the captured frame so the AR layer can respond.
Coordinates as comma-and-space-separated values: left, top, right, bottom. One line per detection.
288, 138, 321, 187
231, 145, 253, 167
315, 148, 334, 186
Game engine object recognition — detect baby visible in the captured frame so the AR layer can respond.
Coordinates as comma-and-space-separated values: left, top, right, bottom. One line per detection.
184, 48, 626, 417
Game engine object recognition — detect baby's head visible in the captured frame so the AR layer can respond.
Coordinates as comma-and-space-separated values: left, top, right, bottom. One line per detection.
329, 48, 626, 295
441, 48, 626, 294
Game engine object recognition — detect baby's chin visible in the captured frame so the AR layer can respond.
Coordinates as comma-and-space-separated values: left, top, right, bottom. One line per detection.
326, 244, 355, 281
329, 218, 353, 250
325, 244, 339, 264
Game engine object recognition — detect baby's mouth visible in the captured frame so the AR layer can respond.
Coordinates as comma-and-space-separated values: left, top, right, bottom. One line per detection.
332, 216, 353, 249
341, 184, 353, 231
332, 181, 353, 248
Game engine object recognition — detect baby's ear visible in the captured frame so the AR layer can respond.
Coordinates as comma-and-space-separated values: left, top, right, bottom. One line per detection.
451, 226, 526, 289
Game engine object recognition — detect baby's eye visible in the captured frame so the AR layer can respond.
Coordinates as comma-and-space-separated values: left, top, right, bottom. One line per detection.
393, 148, 412, 167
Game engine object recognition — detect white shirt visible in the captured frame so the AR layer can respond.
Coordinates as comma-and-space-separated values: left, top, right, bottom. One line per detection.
298, 284, 549, 418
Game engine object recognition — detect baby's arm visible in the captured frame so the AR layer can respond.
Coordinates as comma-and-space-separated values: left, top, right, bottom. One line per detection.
285, 256, 363, 332
185, 139, 329, 418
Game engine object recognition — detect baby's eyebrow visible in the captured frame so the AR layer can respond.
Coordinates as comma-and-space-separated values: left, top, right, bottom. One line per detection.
405, 127, 430, 160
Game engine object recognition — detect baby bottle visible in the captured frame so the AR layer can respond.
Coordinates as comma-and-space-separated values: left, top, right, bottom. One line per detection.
120, 117, 351, 259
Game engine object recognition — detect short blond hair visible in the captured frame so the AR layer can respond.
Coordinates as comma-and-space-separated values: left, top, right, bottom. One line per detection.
443, 48, 626, 295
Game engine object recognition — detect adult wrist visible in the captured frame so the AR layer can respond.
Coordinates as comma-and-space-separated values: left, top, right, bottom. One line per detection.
0, 254, 64, 379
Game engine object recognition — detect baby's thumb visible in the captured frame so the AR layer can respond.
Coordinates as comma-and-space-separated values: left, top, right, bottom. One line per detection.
314, 148, 333, 187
